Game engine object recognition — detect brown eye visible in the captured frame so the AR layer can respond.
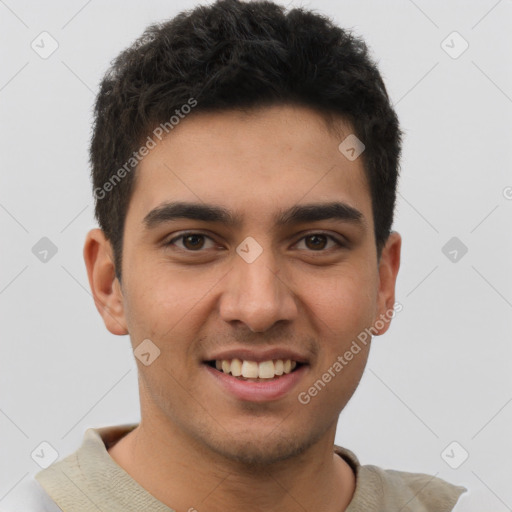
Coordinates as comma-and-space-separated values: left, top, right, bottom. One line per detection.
166, 232, 216, 251
182, 234, 206, 250
295, 233, 344, 252
304, 234, 328, 250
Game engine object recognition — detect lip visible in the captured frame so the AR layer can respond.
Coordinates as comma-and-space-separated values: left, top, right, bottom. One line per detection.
204, 363, 308, 402
203, 347, 309, 364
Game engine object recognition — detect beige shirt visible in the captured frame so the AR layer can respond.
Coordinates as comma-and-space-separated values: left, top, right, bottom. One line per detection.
34, 424, 467, 512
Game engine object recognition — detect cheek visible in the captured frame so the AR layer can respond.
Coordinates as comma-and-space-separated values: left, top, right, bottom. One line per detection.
300, 264, 378, 337
123, 265, 220, 343
296, 270, 376, 414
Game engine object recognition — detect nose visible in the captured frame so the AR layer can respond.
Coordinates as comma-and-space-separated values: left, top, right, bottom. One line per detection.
219, 245, 298, 333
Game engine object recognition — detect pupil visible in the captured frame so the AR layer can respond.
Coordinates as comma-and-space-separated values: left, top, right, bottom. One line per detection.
306, 234, 326, 250
184, 234, 204, 250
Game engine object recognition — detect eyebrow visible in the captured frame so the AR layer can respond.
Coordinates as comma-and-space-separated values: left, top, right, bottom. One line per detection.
143, 200, 365, 230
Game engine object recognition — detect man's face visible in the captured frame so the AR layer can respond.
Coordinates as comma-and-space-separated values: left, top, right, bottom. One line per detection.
91, 105, 399, 465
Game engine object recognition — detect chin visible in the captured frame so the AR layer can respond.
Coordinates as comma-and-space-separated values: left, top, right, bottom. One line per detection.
198, 423, 328, 467
218, 438, 306, 466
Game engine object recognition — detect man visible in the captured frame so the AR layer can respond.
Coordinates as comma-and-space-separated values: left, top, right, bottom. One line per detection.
9, 0, 468, 510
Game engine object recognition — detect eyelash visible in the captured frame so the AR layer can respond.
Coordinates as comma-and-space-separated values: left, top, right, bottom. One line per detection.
165, 231, 346, 253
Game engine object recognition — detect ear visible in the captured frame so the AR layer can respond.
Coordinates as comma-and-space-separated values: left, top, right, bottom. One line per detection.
373, 231, 401, 335
83, 228, 128, 336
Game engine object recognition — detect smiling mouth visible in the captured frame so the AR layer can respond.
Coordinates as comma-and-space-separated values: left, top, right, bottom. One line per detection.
205, 359, 305, 381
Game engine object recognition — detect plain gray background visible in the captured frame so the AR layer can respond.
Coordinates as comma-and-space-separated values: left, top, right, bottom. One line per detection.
1, 0, 511, 510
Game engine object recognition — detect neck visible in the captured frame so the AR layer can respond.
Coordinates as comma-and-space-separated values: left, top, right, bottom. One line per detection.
108, 417, 356, 512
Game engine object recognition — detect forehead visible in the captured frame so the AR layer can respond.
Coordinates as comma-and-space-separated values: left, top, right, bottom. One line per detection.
127, 105, 373, 229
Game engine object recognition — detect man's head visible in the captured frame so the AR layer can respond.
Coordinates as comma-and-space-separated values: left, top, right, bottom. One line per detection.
84, 0, 402, 466
89, 0, 401, 281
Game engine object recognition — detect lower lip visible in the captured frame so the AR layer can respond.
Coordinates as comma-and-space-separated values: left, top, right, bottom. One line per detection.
204, 364, 308, 402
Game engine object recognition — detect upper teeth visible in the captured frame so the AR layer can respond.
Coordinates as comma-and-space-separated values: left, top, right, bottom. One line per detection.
215, 359, 298, 379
